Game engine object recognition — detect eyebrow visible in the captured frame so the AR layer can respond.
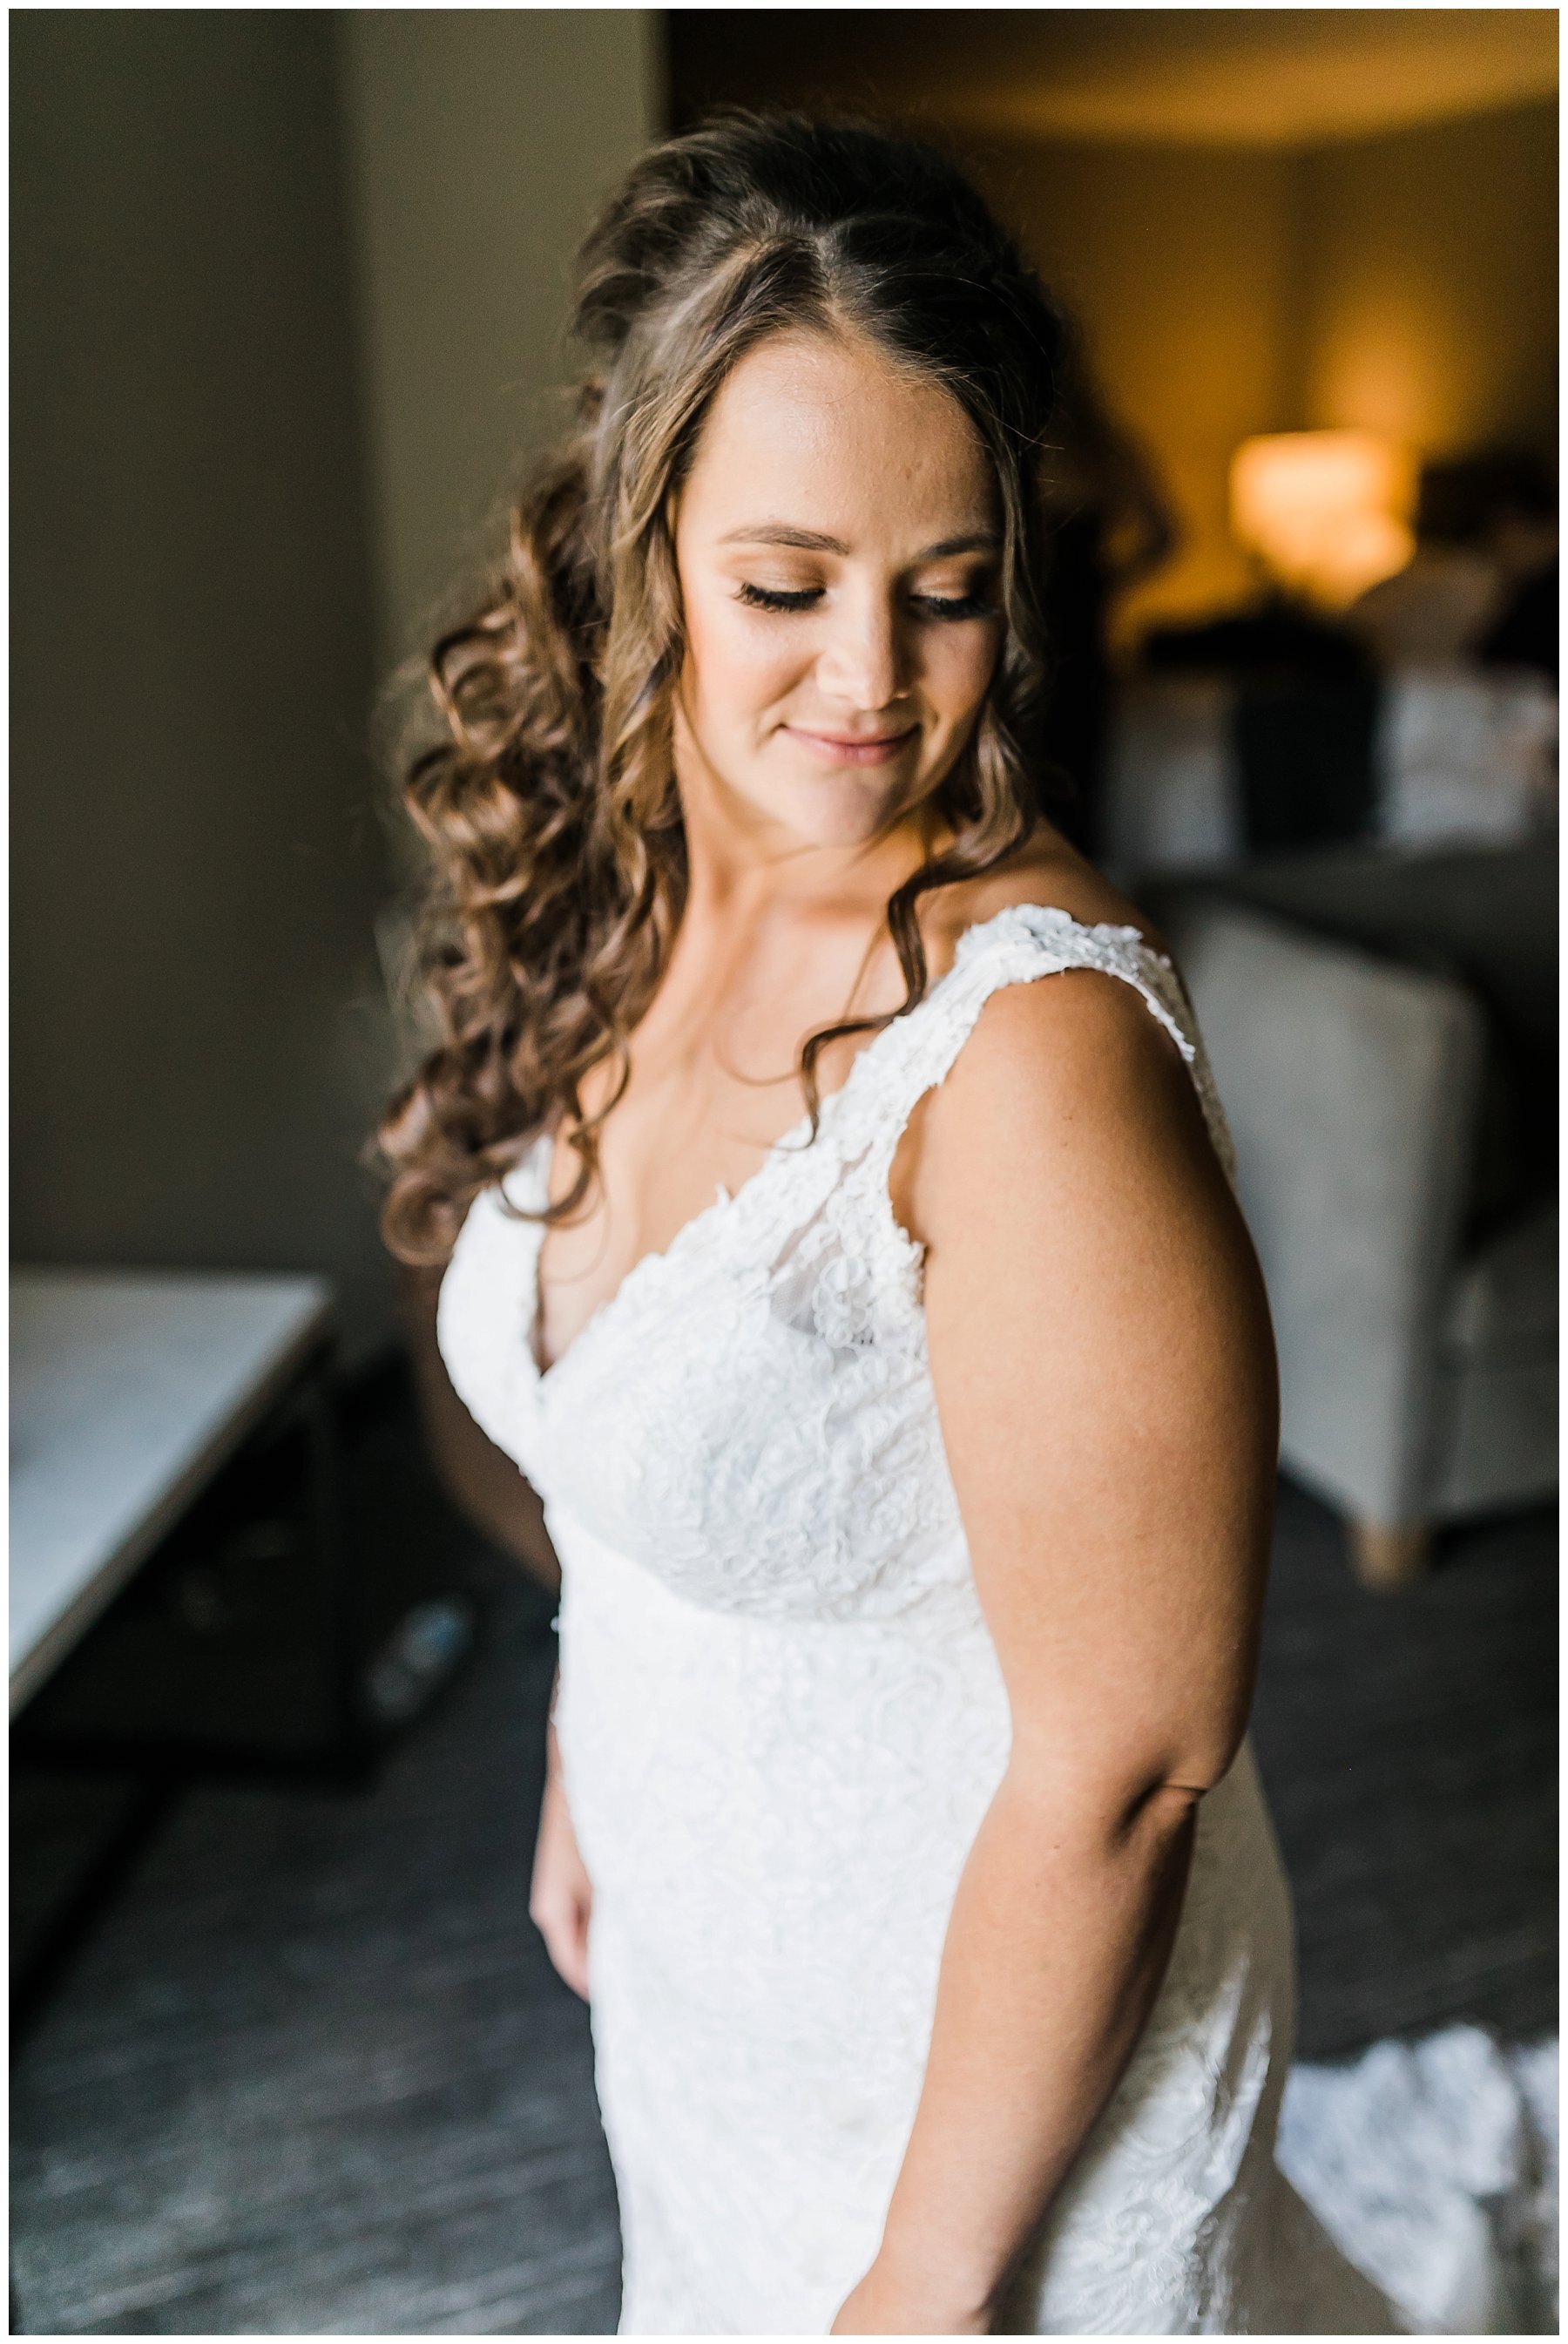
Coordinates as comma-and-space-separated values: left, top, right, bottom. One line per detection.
717, 525, 1001, 559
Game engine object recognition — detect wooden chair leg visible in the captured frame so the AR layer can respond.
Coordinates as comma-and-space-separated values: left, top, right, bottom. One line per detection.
1348, 1518, 1433, 1590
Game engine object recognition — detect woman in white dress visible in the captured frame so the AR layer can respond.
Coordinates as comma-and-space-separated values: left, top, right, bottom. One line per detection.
382, 114, 1401, 2334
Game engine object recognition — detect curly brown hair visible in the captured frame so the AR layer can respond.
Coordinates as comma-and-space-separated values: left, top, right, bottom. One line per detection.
377, 111, 1073, 1266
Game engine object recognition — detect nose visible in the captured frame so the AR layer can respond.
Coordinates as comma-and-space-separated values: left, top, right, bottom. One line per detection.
814, 583, 909, 715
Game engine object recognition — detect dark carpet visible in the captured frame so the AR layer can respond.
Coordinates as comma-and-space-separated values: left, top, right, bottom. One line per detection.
1254, 1476, 1557, 2059
10, 1366, 1557, 2334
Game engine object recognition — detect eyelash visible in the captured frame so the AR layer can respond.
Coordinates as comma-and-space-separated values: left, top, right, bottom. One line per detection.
735, 582, 997, 622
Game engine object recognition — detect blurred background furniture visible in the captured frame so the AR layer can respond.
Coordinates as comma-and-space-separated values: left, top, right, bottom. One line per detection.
1105, 662, 1557, 881
11, 1268, 483, 2035
1151, 842, 1556, 1585
10, 1266, 364, 2029
1101, 443, 1557, 881
11, 1268, 338, 1712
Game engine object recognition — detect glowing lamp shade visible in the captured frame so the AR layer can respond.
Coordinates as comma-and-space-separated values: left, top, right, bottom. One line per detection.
1230, 430, 1416, 608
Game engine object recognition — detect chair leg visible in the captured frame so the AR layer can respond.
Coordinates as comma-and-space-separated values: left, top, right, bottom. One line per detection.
1348, 1518, 1433, 1590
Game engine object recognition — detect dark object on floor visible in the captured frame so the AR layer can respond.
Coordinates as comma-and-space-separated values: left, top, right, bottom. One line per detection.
363, 1597, 478, 1727
9, 1365, 1554, 2333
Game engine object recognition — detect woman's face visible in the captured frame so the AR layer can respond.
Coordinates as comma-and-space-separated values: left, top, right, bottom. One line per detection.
671, 327, 1004, 854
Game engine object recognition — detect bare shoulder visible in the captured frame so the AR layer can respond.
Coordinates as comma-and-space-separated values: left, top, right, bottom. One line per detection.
893, 851, 1220, 1255
895, 961, 1259, 1398
916, 824, 1172, 978
928, 964, 1207, 1183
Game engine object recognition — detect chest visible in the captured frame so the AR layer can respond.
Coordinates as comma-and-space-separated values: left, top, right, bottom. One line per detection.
535, 992, 889, 1375
535, 1067, 779, 1358
457, 1116, 961, 1624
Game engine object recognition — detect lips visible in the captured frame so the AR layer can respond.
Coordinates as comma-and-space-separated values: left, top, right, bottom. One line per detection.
784, 723, 919, 766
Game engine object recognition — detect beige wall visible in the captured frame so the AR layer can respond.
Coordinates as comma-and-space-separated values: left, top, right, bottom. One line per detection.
337, 10, 659, 670
11, 11, 657, 1365
10, 12, 395, 1358
970, 98, 1556, 641
970, 137, 1302, 637
1299, 99, 1557, 459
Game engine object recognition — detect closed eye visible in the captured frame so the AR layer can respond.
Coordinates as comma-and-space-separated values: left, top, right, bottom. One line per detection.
736, 583, 997, 621
737, 583, 821, 612
912, 592, 997, 622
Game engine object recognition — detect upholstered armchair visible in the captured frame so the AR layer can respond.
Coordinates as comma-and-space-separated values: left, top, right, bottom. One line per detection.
1154, 847, 1556, 1587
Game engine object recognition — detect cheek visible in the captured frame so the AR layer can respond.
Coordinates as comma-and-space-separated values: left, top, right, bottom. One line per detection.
925, 627, 1002, 734
683, 590, 803, 728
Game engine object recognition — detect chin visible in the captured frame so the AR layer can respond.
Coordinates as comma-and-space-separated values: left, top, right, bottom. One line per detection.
699, 733, 936, 852
781, 776, 915, 850
760, 747, 935, 848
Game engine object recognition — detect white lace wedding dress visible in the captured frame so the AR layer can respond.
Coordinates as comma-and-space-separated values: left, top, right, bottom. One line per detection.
436, 903, 1411, 2334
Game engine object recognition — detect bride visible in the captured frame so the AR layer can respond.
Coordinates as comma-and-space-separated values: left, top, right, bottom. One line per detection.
382, 113, 1400, 2334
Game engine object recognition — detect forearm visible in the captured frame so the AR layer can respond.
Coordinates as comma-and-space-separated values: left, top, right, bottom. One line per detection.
875, 1764, 1200, 2324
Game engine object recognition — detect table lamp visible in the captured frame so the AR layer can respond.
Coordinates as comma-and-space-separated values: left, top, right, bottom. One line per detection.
1231, 430, 1416, 609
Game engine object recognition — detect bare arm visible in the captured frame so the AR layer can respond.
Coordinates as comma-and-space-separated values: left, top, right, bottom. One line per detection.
834, 972, 1278, 2333
395, 1261, 561, 1591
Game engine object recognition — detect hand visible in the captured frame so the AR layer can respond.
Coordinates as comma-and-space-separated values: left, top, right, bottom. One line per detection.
530, 1763, 593, 1998
830, 2259, 990, 2335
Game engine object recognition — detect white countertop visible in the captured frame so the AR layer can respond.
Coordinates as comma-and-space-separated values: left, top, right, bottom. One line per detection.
10, 1266, 334, 1713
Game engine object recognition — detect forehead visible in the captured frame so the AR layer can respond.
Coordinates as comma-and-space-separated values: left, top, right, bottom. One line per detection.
679, 328, 996, 541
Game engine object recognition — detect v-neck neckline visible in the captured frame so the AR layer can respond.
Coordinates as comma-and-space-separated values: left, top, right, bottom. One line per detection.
526, 1005, 902, 1391
520, 900, 1144, 1392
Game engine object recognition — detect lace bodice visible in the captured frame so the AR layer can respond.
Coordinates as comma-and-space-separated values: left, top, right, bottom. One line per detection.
439, 902, 1233, 1628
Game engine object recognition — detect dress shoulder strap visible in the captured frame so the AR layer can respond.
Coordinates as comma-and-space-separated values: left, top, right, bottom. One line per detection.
849, 902, 1238, 1189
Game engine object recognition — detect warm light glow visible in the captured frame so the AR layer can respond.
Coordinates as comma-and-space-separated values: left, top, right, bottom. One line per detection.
1230, 430, 1416, 607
